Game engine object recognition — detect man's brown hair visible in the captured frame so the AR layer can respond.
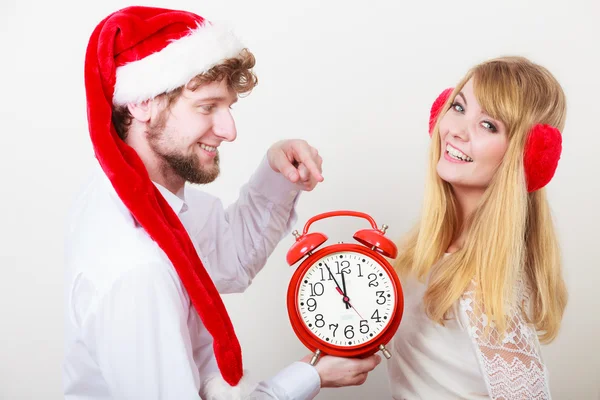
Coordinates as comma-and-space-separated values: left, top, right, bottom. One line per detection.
112, 48, 258, 140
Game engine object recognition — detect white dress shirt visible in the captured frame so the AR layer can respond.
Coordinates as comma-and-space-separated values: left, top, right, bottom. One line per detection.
63, 156, 321, 400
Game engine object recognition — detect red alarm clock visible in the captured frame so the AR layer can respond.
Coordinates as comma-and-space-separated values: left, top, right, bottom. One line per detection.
286, 210, 404, 365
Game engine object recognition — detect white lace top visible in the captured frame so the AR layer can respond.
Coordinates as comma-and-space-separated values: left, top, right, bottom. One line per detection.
387, 273, 551, 399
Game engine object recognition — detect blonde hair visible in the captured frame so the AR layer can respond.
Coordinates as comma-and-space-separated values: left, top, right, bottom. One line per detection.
395, 56, 568, 343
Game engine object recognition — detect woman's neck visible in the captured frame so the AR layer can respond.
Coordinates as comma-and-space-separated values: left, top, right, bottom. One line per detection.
447, 185, 485, 253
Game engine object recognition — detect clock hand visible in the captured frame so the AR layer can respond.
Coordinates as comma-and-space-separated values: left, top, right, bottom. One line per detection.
324, 263, 364, 318
324, 264, 343, 292
348, 302, 364, 320
341, 270, 350, 309
338, 272, 365, 318
335, 290, 363, 319
324, 263, 350, 308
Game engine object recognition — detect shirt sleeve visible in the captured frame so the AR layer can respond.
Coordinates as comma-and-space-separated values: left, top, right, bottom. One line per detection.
187, 155, 302, 294
459, 278, 552, 400
251, 362, 321, 400
200, 361, 321, 400
77, 264, 202, 400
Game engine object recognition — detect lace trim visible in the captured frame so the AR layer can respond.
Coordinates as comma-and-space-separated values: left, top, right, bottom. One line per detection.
460, 279, 551, 400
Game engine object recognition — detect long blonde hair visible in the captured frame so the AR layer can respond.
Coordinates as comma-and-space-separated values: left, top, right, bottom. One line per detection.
395, 56, 568, 343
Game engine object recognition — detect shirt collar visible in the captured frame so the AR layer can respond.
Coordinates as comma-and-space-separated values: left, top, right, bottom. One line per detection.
153, 182, 189, 215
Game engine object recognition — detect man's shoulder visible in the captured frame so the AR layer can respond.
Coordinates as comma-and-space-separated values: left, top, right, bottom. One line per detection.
65, 223, 178, 320
64, 168, 173, 294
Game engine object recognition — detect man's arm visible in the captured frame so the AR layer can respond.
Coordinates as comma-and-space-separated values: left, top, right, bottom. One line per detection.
251, 362, 321, 399
200, 360, 320, 400
77, 263, 202, 399
188, 140, 323, 294
201, 353, 382, 400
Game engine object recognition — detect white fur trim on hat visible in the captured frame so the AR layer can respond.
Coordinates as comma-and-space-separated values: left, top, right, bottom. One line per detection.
113, 22, 245, 105
200, 370, 256, 400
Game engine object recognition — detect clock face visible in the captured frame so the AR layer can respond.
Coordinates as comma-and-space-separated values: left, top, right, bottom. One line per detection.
296, 250, 396, 348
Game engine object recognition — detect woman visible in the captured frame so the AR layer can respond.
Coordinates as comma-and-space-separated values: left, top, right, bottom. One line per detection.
387, 56, 568, 399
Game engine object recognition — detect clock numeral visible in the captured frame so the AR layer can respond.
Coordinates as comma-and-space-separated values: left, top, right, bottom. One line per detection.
376, 290, 386, 305
368, 273, 379, 287
306, 297, 317, 312
315, 314, 325, 328
371, 309, 382, 323
329, 323, 339, 337
344, 325, 355, 339
334, 260, 351, 275
357, 263, 364, 277
309, 282, 324, 296
360, 320, 369, 334
319, 268, 333, 282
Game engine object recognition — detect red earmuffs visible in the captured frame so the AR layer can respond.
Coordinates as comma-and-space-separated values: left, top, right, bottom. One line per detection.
428, 88, 562, 192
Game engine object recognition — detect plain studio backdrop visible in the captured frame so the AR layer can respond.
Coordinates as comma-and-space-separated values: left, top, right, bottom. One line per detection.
1, 0, 599, 398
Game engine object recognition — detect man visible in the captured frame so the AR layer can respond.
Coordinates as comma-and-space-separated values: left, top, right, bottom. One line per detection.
63, 6, 381, 400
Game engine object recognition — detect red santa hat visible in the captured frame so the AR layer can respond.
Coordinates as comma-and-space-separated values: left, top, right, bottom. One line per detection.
84, 6, 246, 387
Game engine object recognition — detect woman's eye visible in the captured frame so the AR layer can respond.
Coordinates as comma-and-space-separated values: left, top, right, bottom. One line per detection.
451, 102, 464, 113
481, 121, 498, 132
201, 105, 215, 112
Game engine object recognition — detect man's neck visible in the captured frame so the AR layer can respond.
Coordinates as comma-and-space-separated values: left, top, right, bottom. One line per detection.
125, 127, 186, 196
148, 165, 186, 195
129, 141, 185, 195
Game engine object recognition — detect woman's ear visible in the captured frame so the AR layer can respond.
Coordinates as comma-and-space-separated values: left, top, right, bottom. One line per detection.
127, 100, 153, 122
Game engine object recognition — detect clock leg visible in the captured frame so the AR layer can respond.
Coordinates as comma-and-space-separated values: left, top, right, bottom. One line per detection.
379, 344, 392, 359
309, 349, 322, 366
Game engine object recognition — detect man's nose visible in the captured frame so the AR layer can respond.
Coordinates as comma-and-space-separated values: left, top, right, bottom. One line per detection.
213, 109, 237, 142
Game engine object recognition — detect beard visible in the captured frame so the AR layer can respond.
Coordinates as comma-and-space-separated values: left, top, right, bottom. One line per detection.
147, 117, 220, 185
160, 150, 220, 185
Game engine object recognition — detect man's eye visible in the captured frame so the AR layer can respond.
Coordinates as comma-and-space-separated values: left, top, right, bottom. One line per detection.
201, 105, 215, 112
481, 121, 498, 133
451, 102, 464, 113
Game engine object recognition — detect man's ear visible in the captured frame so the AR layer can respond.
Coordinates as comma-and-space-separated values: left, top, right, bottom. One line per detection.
127, 100, 153, 122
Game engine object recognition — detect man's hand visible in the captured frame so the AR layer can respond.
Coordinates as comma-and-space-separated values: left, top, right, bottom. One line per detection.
300, 353, 382, 388
267, 139, 324, 191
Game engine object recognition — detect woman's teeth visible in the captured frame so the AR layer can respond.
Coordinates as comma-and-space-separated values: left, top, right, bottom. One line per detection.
199, 144, 216, 152
446, 144, 473, 162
